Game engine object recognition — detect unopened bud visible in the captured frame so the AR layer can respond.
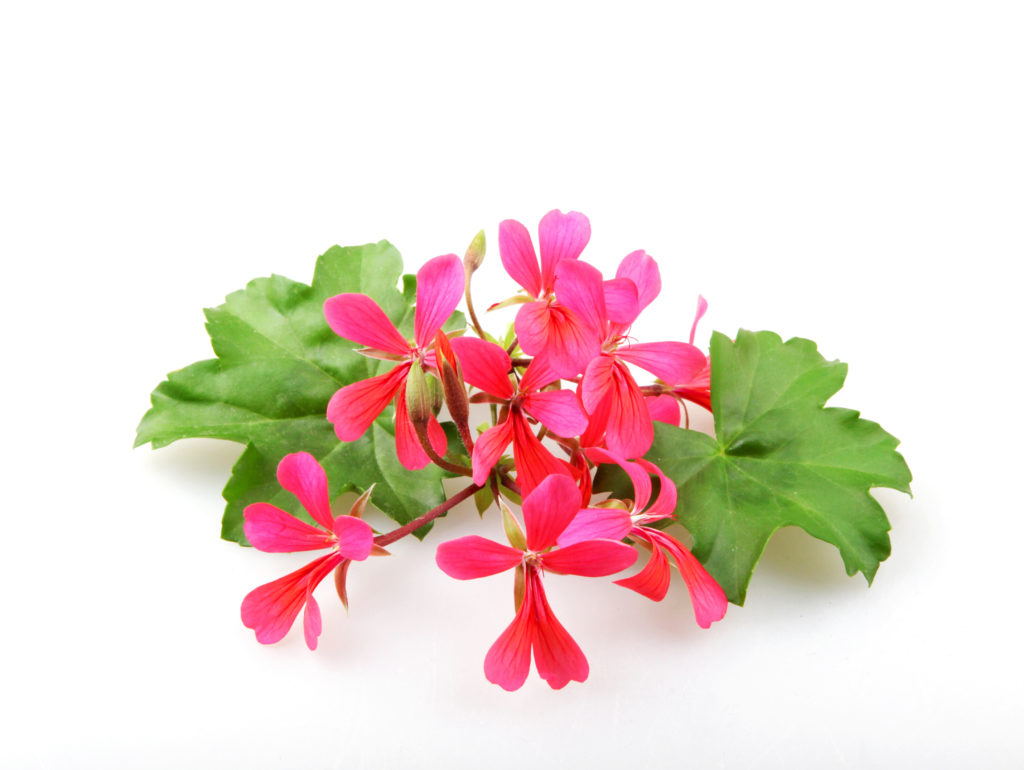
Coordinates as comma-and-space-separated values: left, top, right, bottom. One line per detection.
500, 499, 528, 551
405, 361, 433, 427
435, 330, 469, 430
595, 498, 633, 511
463, 229, 486, 274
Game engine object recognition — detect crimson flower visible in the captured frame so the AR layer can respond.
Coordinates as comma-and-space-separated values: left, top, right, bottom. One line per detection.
324, 254, 463, 470
558, 447, 728, 628
435, 475, 637, 690
448, 336, 587, 494
240, 452, 375, 650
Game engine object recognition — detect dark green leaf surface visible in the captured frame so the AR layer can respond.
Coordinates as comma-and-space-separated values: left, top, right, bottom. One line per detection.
136, 243, 462, 543
597, 330, 911, 605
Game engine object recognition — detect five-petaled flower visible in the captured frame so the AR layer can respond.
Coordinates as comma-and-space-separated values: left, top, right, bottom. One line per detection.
241, 452, 375, 650
435, 475, 638, 690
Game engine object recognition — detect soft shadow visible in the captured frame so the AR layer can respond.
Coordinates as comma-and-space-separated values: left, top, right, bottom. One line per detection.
755, 526, 854, 590
139, 438, 243, 485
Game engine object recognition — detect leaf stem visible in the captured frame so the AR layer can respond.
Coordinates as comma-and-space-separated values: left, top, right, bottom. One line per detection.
374, 483, 482, 546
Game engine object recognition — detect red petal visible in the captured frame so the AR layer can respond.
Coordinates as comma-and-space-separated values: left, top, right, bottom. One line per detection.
414, 254, 464, 347
541, 540, 637, 577
448, 336, 513, 399
276, 452, 333, 531
484, 576, 535, 691
522, 472, 581, 551
393, 388, 431, 471
614, 535, 671, 601
435, 536, 523, 579
527, 569, 589, 689
241, 553, 340, 645
498, 219, 542, 298
324, 294, 409, 356
511, 413, 575, 497
326, 364, 409, 442
556, 508, 633, 547
647, 394, 681, 426
521, 390, 588, 438
471, 419, 514, 485
616, 341, 708, 385
603, 362, 653, 459
586, 446, 652, 512
650, 529, 728, 628
243, 503, 335, 553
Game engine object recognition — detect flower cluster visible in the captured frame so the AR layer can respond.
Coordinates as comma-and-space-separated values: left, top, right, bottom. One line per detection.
241, 210, 728, 689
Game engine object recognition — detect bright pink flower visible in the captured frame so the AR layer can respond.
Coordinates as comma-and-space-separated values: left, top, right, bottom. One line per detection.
324, 254, 463, 469
558, 447, 728, 629
435, 475, 637, 690
241, 452, 375, 650
498, 210, 604, 378
451, 336, 587, 495
647, 296, 712, 424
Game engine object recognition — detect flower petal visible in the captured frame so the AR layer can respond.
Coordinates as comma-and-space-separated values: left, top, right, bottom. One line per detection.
554, 259, 606, 341
324, 294, 409, 356
522, 473, 581, 551
689, 294, 709, 346
636, 458, 678, 519
436, 536, 523, 579
538, 210, 591, 292
521, 390, 588, 437
651, 529, 728, 628
484, 577, 535, 691
603, 277, 640, 325
614, 536, 671, 601
449, 336, 514, 399
541, 540, 637, 577
586, 446, 652, 512
303, 592, 322, 650
511, 412, 575, 497
616, 341, 708, 385
603, 362, 653, 459
243, 503, 336, 553
527, 569, 589, 689
241, 553, 341, 645
333, 515, 374, 561
647, 394, 682, 426
498, 219, 542, 298
414, 254, 464, 347
471, 418, 515, 485
276, 451, 333, 531
393, 389, 433, 471
556, 507, 632, 547
580, 354, 615, 415
327, 364, 409, 442
615, 250, 661, 313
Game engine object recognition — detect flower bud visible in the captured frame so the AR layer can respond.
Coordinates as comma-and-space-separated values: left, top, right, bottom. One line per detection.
405, 360, 433, 428
463, 229, 486, 274
435, 330, 469, 431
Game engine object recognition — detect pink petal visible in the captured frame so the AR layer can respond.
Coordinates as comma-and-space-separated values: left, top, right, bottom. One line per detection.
448, 336, 513, 399
527, 569, 589, 689
498, 219, 542, 298
515, 301, 600, 379
671, 359, 712, 412
636, 458, 677, 518
484, 576, 535, 691
614, 536, 671, 601
276, 451, 334, 531
327, 364, 410, 442
521, 389, 588, 437
414, 254, 464, 348
586, 446, 652, 512
616, 341, 708, 385
324, 294, 409, 356
541, 540, 637, 577
615, 250, 661, 313
243, 503, 336, 553
603, 277, 640, 325
511, 412, 575, 497
471, 418, 514, 485
333, 515, 374, 561
646, 394, 681, 426
517, 356, 561, 394
522, 473, 582, 551
689, 294, 709, 346
556, 507, 633, 547
651, 529, 728, 628
241, 553, 341, 645
436, 536, 523, 579
580, 354, 616, 415
303, 592, 322, 650
603, 361, 653, 459
393, 389, 431, 471
553, 259, 606, 341
538, 210, 591, 293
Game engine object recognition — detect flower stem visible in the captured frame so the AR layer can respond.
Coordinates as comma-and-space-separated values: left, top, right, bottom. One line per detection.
374, 483, 482, 546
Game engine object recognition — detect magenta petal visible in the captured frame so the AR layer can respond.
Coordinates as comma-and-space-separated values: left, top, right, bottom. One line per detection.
414, 254, 464, 347
303, 592, 322, 650
521, 390, 588, 438
614, 538, 671, 601
581, 355, 615, 415
436, 536, 523, 579
586, 446, 652, 512
517, 356, 561, 394
522, 474, 582, 551
689, 294, 709, 345
241, 553, 340, 645
517, 302, 600, 379
498, 219, 542, 298
615, 250, 662, 313
541, 540, 637, 577
449, 336, 514, 398
538, 210, 591, 292
636, 458, 678, 518
333, 516, 374, 561
553, 259, 606, 340
653, 530, 728, 628
647, 394, 682, 426
324, 294, 409, 356
393, 390, 431, 471
327, 364, 410, 442
511, 414, 575, 497
471, 419, 514, 485
276, 451, 333, 531
603, 362, 653, 459
603, 277, 640, 325
556, 508, 633, 547
527, 570, 589, 689
617, 341, 708, 385
243, 503, 336, 553
484, 578, 535, 691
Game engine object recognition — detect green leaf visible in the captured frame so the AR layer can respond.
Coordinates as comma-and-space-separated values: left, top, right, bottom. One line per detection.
136, 242, 464, 543
596, 329, 911, 605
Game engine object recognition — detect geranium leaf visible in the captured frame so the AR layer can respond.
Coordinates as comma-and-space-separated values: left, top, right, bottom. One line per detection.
596, 330, 912, 605
136, 242, 464, 543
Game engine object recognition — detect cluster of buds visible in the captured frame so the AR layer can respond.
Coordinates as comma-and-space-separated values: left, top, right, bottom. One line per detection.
241, 210, 727, 690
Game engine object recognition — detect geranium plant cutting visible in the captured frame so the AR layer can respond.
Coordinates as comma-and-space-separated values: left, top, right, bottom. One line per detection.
136, 210, 911, 690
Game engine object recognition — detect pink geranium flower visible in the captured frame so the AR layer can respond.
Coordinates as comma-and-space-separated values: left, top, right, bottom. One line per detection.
324, 254, 463, 470
448, 336, 587, 494
498, 210, 604, 377
241, 452, 375, 650
558, 447, 727, 629
435, 475, 637, 690
647, 296, 712, 425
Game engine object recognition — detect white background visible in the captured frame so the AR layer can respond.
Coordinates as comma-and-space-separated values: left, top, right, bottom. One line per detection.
2, 1, 1022, 767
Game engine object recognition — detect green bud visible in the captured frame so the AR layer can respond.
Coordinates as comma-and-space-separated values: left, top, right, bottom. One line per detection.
463, 229, 486, 274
